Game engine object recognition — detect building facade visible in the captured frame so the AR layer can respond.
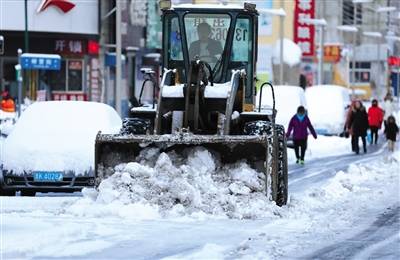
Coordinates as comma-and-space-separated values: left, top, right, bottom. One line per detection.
316, 0, 399, 99
0, 0, 100, 102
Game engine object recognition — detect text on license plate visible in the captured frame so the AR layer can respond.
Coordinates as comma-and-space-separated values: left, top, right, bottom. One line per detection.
33, 172, 63, 182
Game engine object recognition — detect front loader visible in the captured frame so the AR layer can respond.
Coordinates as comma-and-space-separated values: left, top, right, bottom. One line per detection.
95, 2, 288, 206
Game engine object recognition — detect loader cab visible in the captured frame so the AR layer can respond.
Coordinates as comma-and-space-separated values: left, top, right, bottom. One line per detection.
161, 3, 258, 108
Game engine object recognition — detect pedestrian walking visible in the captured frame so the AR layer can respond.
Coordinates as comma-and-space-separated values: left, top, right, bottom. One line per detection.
384, 115, 399, 152
345, 100, 357, 151
1, 90, 15, 113
349, 100, 369, 154
286, 106, 317, 165
367, 99, 383, 145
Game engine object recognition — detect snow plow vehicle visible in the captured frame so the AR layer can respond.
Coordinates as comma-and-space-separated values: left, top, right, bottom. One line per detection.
95, 2, 288, 206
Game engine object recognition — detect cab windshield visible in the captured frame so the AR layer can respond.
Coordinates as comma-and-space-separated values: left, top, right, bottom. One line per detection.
184, 14, 231, 69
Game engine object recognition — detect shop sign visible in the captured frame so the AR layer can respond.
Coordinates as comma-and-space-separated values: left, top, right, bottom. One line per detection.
388, 56, 400, 66
52, 91, 87, 101
294, 0, 315, 57
37, 0, 75, 13
324, 45, 341, 63
21, 53, 61, 70
54, 40, 86, 55
68, 60, 82, 70
130, 0, 147, 26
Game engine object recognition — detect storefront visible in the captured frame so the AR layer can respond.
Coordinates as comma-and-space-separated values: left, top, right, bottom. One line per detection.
0, 0, 99, 101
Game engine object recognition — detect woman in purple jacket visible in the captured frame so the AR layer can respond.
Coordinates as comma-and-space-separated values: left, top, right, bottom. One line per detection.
286, 106, 317, 165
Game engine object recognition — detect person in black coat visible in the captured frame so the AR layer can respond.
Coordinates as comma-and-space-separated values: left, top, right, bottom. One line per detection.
349, 100, 369, 154
189, 22, 223, 62
384, 115, 399, 152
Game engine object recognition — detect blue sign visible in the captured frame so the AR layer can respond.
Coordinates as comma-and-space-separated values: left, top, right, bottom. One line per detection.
21, 53, 61, 70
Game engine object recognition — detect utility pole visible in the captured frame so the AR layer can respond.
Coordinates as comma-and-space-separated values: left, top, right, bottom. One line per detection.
279, 2, 284, 85
352, 2, 357, 91
17, 49, 23, 117
317, 26, 324, 85
24, 0, 29, 52
115, 1, 122, 115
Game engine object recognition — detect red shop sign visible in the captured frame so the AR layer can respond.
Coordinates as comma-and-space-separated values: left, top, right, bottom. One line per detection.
52, 91, 87, 101
388, 56, 400, 66
294, 0, 315, 57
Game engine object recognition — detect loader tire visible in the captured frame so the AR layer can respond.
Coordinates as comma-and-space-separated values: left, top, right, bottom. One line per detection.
243, 121, 288, 206
274, 125, 288, 206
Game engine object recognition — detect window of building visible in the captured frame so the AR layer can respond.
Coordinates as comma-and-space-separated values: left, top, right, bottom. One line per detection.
342, 0, 362, 25
350, 62, 371, 83
40, 59, 83, 92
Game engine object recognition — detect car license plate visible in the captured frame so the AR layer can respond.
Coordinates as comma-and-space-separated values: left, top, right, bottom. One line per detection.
33, 171, 63, 182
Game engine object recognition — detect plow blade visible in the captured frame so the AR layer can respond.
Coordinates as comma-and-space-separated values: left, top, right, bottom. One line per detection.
95, 132, 269, 181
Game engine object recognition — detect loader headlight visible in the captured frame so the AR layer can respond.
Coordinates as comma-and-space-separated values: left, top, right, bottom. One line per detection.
159, 0, 171, 10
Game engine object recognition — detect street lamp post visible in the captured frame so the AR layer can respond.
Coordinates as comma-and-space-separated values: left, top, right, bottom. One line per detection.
17, 49, 23, 117
115, 0, 122, 115
301, 18, 327, 85
375, 6, 397, 95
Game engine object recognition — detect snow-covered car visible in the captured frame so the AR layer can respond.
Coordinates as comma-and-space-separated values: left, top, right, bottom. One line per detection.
256, 85, 307, 148
0, 101, 122, 196
305, 85, 351, 135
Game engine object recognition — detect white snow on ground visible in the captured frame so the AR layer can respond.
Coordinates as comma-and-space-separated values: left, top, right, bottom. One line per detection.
287, 135, 352, 162
164, 151, 400, 259
1, 139, 399, 259
2, 101, 122, 174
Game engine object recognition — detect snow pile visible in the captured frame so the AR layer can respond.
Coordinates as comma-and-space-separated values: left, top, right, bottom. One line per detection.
216, 151, 400, 259
69, 147, 279, 220
272, 38, 302, 67
2, 101, 122, 174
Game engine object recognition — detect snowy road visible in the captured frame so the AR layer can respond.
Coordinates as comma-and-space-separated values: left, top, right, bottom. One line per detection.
1, 142, 399, 259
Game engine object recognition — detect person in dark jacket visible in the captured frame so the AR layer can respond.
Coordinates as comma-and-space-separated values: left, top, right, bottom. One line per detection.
367, 99, 384, 144
384, 115, 399, 152
349, 100, 369, 154
189, 22, 223, 62
286, 106, 317, 165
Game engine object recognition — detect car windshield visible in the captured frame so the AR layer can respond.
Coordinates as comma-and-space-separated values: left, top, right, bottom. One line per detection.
184, 13, 230, 69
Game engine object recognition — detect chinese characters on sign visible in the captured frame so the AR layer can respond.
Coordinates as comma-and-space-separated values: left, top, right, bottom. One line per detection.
21, 53, 61, 70
54, 40, 85, 55
294, 0, 315, 57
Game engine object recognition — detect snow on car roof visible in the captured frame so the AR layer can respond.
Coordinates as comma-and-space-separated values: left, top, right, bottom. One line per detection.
1, 101, 122, 175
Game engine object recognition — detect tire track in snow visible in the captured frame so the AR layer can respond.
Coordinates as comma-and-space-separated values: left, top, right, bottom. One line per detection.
304, 205, 400, 260
288, 143, 386, 192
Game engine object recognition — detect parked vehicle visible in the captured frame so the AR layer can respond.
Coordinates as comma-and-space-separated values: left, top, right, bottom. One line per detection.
306, 85, 351, 135
0, 101, 122, 196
